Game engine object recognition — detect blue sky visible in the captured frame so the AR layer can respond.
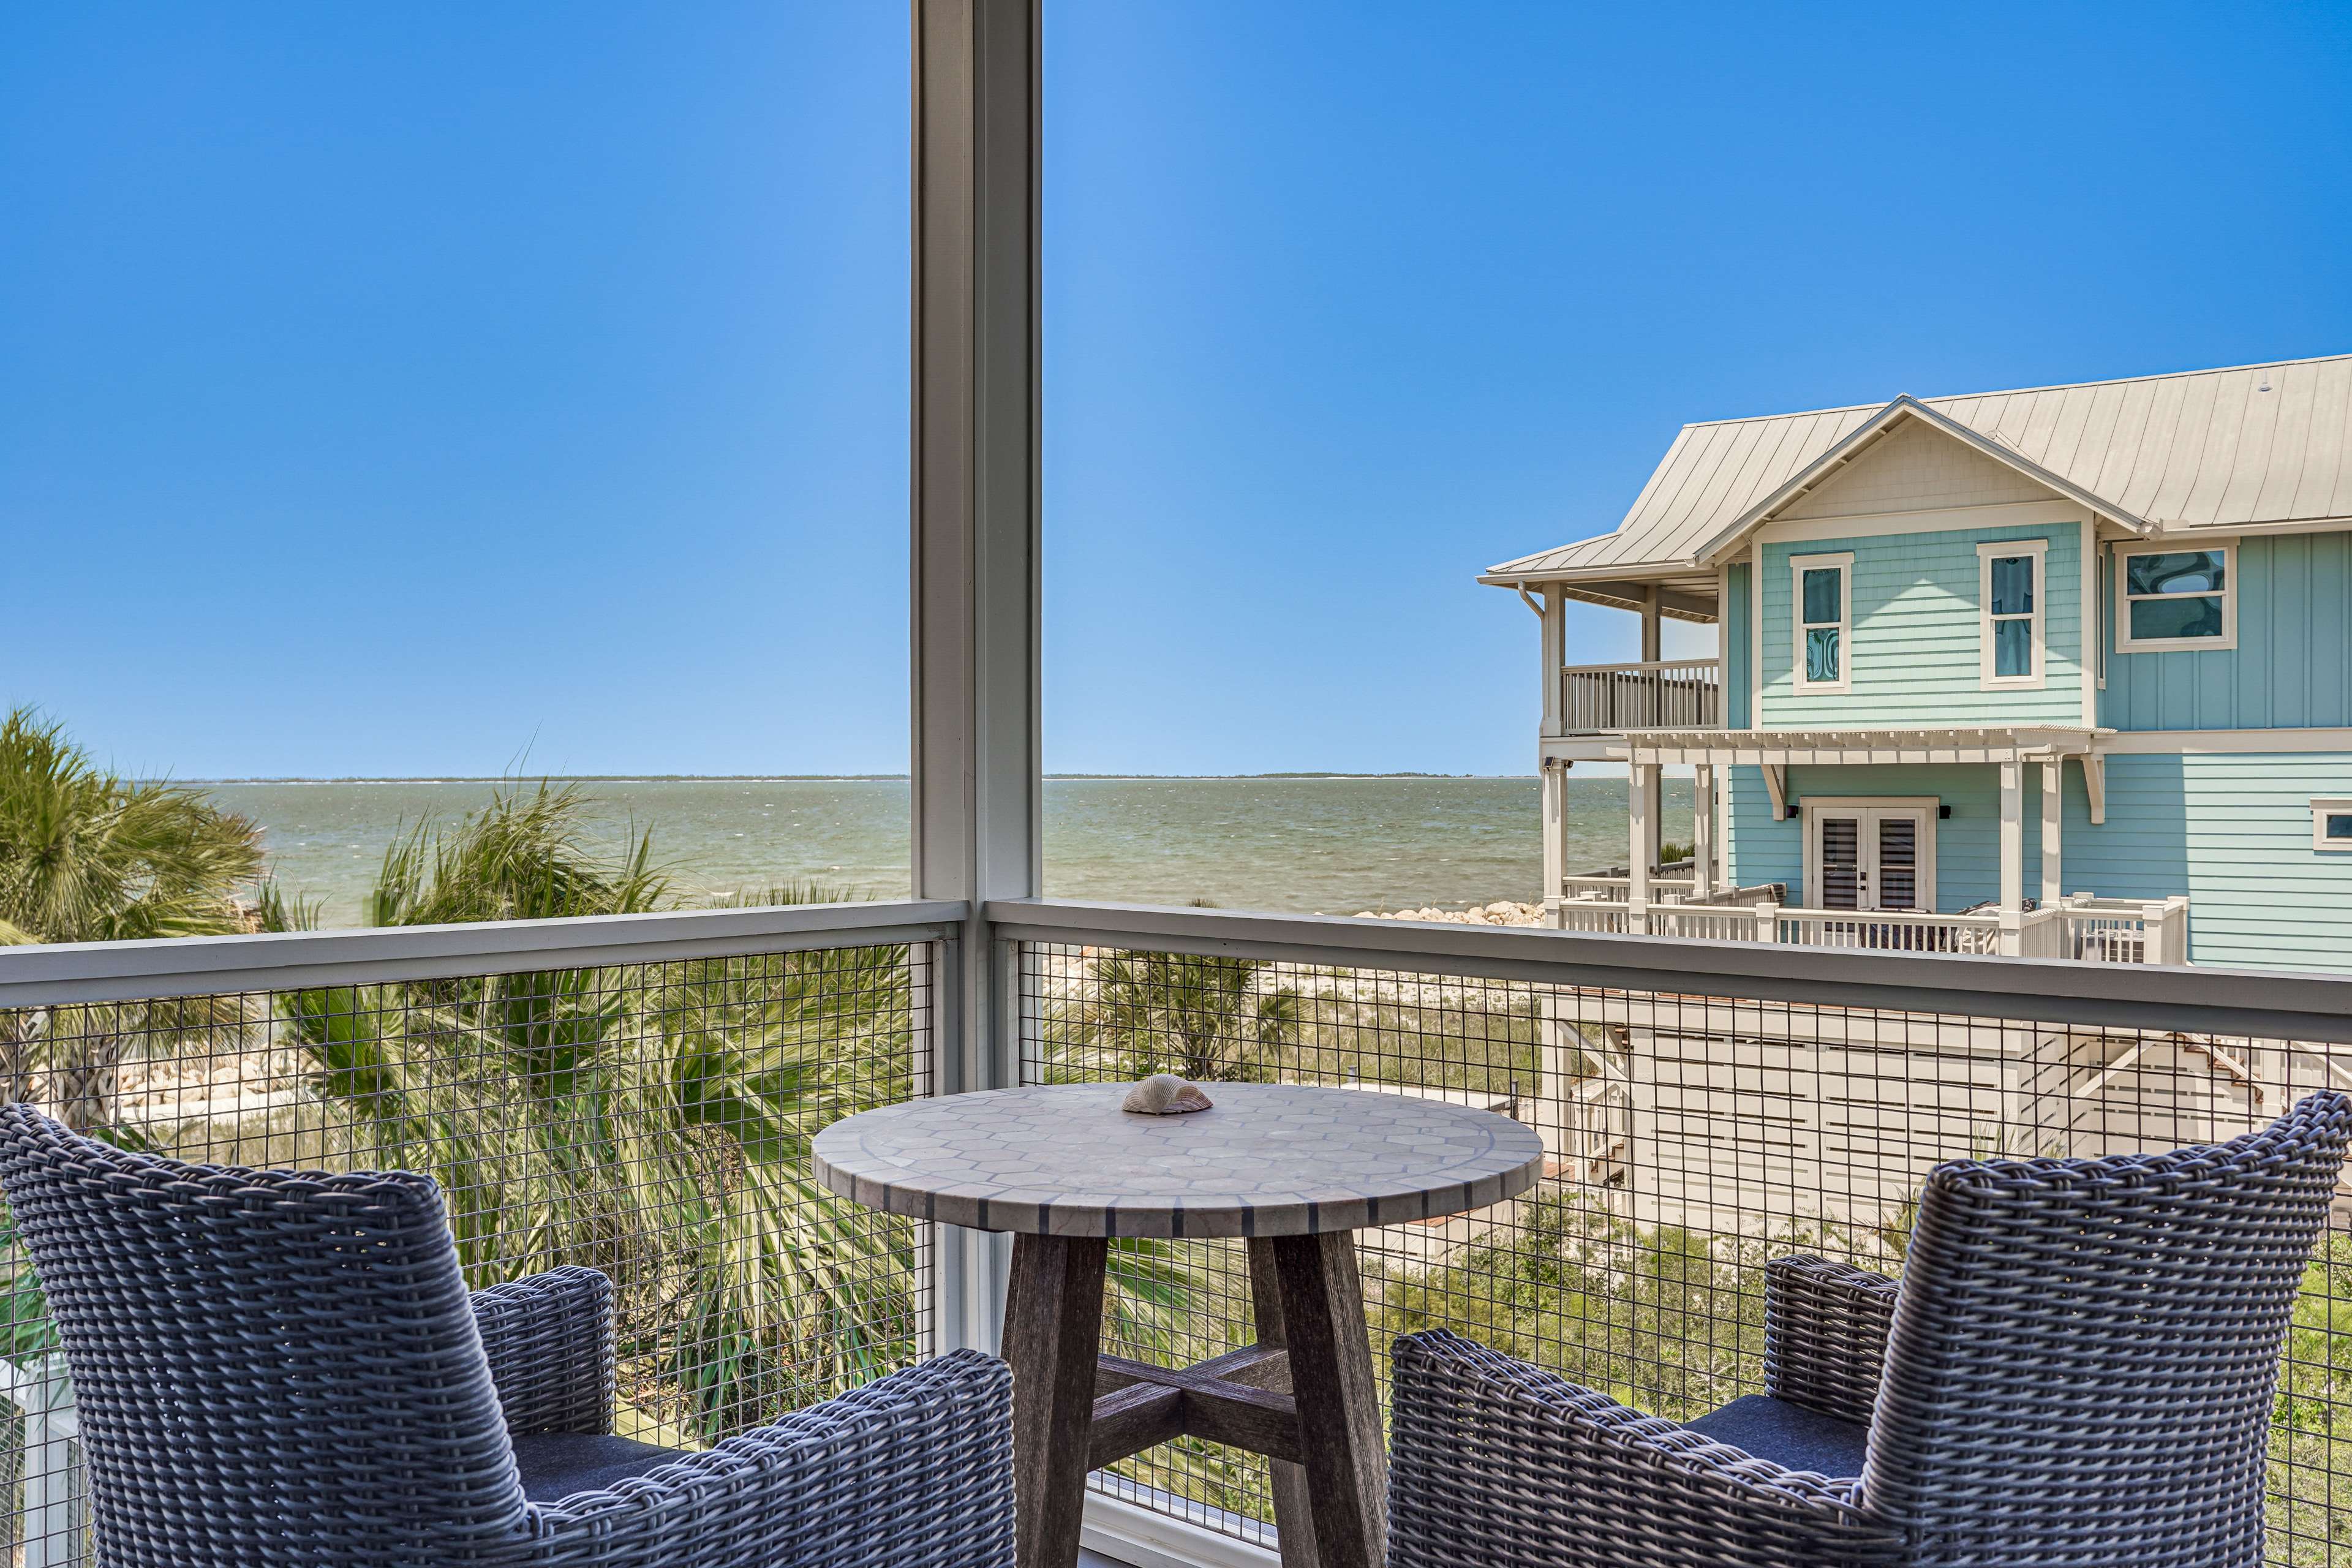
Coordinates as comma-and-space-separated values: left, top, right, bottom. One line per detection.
4, 2, 2348, 778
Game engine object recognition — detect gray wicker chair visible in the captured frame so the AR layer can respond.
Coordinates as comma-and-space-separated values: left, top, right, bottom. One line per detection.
0, 1105, 1015, 1568
1389, 1088, 2352, 1568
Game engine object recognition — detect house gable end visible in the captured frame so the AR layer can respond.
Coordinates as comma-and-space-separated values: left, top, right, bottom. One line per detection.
1778, 415, 2059, 521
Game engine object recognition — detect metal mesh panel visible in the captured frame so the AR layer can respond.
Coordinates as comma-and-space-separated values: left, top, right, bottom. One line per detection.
0, 940, 931, 1567
1020, 940, 2352, 1565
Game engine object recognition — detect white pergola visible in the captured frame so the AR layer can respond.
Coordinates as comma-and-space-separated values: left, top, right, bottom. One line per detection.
1544, 726, 2107, 917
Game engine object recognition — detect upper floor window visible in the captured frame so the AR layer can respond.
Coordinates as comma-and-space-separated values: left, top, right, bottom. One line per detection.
2317, 800, 2352, 853
1790, 552, 1852, 693
1977, 539, 2047, 689
2116, 541, 2235, 652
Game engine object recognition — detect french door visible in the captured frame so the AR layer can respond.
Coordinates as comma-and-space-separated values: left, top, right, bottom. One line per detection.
1807, 804, 1933, 911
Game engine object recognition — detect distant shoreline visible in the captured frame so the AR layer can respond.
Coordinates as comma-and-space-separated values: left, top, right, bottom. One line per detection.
186, 772, 1540, 785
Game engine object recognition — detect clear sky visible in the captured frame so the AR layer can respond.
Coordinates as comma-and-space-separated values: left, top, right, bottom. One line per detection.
5, 2, 2348, 779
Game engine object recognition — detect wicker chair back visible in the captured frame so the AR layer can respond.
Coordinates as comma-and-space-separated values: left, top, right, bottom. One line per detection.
0, 1106, 531, 1567
1859, 1088, 2352, 1568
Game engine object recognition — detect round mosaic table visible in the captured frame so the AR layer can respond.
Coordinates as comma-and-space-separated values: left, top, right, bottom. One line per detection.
813, 1083, 1544, 1568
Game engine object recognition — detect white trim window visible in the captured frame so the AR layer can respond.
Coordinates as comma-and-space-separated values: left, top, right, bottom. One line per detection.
1977, 539, 2048, 689
1790, 552, 1853, 693
2116, 540, 2235, 652
2316, 799, 2352, 853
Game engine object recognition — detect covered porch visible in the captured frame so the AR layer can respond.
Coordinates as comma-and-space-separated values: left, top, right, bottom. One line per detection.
1542, 725, 2190, 962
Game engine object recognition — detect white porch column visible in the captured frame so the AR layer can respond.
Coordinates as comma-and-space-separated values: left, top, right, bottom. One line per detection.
1628, 762, 1655, 917
1541, 758, 1568, 927
1997, 759, 2024, 955
2040, 760, 2064, 907
1539, 586, 1565, 737
911, 0, 1041, 1359
1690, 763, 1715, 899
1637, 587, 1662, 835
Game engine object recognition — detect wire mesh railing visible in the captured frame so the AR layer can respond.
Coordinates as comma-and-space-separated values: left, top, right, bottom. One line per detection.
1012, 918, 2352, 1565
0, 913, 941, 1568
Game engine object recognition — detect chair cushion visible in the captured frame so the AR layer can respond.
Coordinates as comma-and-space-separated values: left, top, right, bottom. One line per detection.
509, 1431, 687, 1502
1681, 1393, 1869, 1478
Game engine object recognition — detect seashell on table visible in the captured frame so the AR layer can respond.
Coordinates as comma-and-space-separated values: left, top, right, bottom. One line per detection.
1121, 1073, 1214, 1115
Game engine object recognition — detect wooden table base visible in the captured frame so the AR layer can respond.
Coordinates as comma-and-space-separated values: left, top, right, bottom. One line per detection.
1005, 1232, 1388, 1568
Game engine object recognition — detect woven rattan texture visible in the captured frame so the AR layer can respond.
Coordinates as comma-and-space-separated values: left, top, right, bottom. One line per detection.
1388, 1090, 2351, 1568
0, 1107, 1015, 1567
1763, 1256, 1899, 1427
1861, 1088, 2352, 1567
1389, 1329, 1901, 1568
473, 1268, 617, 1437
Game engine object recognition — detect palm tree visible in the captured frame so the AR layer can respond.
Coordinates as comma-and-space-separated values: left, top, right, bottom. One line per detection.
270, 785, 921, 1439
0, 707, 262, 1127
1078, 949, 1304, 1083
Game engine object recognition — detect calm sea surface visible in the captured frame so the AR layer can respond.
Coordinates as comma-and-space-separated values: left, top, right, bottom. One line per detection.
199, 776, 1692, 928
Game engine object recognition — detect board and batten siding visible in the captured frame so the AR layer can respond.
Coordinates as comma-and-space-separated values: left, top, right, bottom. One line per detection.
1756, 522, 2084, 726
2100, 529, 2352, 730
2059, 752, 2352, 972
1722, 562, 1752, 727
1722, 753, 2352, 972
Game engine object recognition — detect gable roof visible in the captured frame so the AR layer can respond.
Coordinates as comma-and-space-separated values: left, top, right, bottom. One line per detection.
1485, 352, 2352, 586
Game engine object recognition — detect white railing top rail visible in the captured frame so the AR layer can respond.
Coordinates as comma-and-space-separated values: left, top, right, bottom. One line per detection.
1773, 905, 2002, 927
0, 899, 970, 1009
984, 897, 2352, 1044
1558, 658, 1723, 675
2059, 894, 2188, 914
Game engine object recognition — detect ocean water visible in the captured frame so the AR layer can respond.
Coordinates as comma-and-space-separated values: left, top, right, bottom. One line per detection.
200, 775, 1693, 928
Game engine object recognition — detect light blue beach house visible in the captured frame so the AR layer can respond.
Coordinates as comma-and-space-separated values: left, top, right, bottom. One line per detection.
1491, 353, 2352, 974
1494, 354, 2352, 1224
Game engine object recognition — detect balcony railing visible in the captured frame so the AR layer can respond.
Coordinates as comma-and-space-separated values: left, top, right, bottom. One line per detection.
0, 902, 957, 1568
1556, 657, 1722, 733
989, 899, 2350, 1566
1556, 892, 2191, 963
0, 897, 2340, 1565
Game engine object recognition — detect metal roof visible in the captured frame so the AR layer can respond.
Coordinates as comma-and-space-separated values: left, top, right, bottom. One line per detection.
1487, 352, 2352, 584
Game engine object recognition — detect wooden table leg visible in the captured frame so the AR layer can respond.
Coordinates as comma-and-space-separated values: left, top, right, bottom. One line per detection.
1266, 1234, 1387, 1568
1247, 1237, 1320, 1568
1004, 1233, 1109, 1568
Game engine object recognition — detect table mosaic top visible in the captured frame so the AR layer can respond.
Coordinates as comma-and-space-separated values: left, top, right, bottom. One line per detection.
811, 1082, 1545, 1238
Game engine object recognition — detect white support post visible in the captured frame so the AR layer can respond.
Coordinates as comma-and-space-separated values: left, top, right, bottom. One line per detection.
1637, 587, 1663, 836
1539, 586, 1565, 737
911, 0, 1041, 1360
1627, 763, 1654, 921
2, 1354, 83, 1568
1540, 758, 1568, 927
2040, 761, 2064, 909
1691, 763, 1715, 899
1998, 759, 2024, 955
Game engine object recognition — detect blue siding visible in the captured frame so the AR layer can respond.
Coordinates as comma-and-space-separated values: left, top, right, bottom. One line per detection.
1723, 564, 1751, 727
2100, 530, 2352, 730
1724, 761, 2043, 911
1757, 522, 2084, 726
1722, 764, 1797, 892
2062, 753, 2352, 971
1722, 753, 2352, 972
